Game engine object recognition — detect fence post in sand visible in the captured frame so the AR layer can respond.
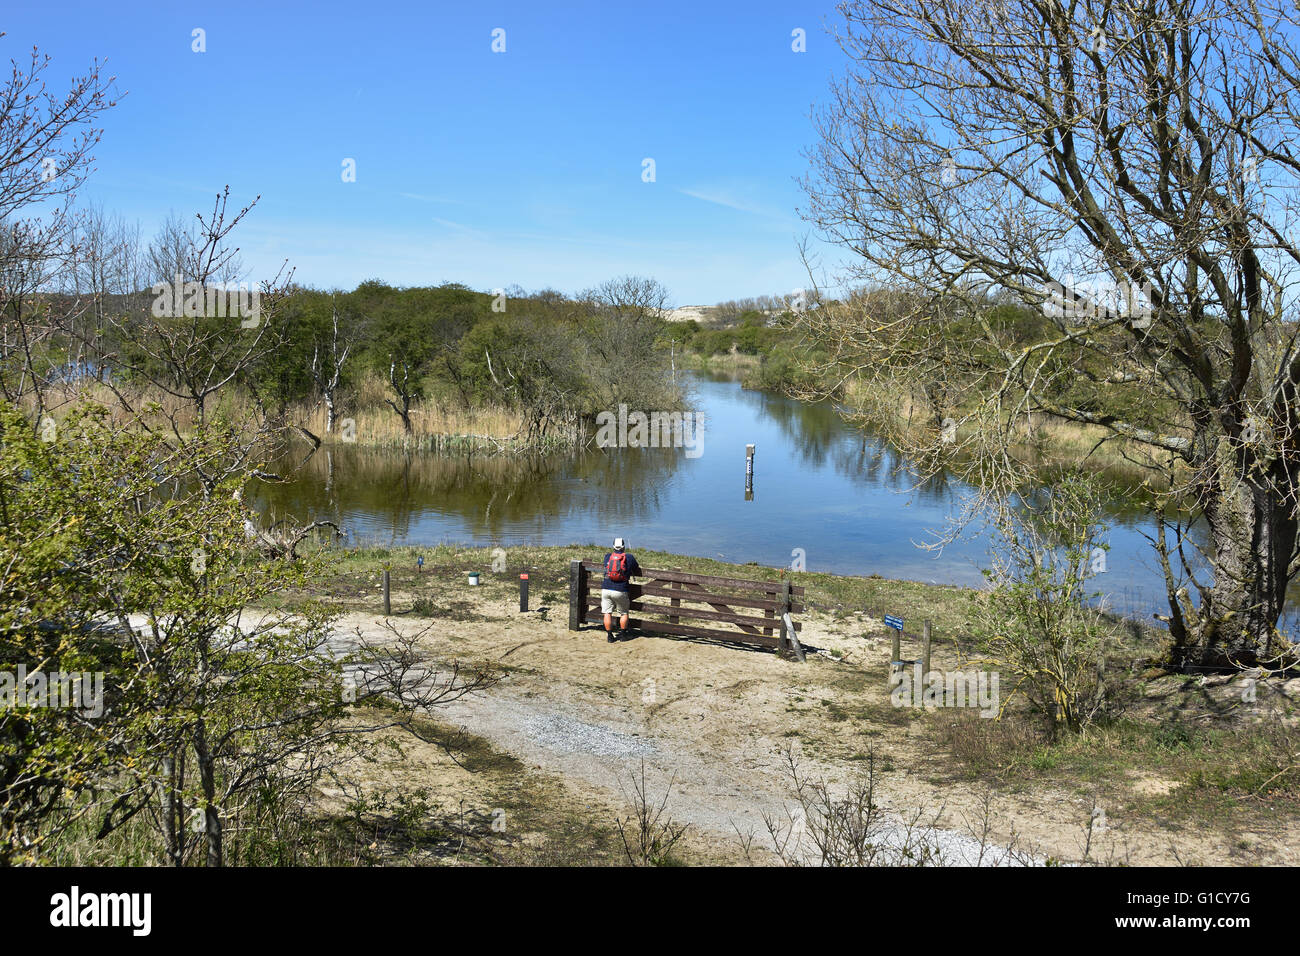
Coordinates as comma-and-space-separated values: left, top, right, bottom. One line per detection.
568, 560, 586, 631
382, 568, 391, 617
923, 620, 932, 679
778, 579, 792, 660
783, 612, 806, 663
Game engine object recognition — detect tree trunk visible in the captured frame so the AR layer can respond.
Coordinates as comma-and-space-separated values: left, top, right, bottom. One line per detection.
160, 752, 183, 866
1171, 443, 1299, 670
193, 718, 223, 867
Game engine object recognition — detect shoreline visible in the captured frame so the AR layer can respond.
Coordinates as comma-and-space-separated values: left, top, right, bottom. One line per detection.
265, 542, 1299, 866
303, 542, 1165, 649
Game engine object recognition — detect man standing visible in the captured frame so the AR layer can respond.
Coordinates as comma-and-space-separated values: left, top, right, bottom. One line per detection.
601, 537, 641, 642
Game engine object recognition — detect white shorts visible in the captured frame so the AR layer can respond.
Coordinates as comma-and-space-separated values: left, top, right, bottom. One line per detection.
601, 589, 630, 615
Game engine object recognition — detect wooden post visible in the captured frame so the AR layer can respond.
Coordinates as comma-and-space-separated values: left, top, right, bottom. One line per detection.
568, 560, 586, 631
581, 562, 590, 627
778, 579, 792, 660
382, 568, 391, 617
519, 573, 529, 612
669, 576, 681, 625
890, 631, 901, 688
784, 612, 806, 663
923, 620, 932, 678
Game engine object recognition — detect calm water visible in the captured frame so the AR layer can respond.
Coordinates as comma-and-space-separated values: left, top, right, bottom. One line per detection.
255, 372, 1296, 629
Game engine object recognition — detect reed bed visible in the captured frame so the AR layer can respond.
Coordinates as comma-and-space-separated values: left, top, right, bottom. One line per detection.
27, 375, 575, 455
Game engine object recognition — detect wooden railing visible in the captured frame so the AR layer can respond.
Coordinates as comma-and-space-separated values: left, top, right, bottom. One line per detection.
568, 559, 806, 661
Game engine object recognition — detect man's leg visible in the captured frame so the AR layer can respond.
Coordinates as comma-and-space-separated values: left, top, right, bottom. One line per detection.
602, 590, 618, 641
618, 591, 631, 634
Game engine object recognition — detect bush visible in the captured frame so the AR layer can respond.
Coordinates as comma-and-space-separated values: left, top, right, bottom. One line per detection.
971, 473, 1115, 737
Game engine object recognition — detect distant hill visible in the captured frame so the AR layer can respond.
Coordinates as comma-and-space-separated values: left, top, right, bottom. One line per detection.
660, 305, 714, 323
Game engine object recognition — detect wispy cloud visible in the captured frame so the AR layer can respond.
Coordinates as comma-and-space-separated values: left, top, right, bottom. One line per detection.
676, 186, 779, 217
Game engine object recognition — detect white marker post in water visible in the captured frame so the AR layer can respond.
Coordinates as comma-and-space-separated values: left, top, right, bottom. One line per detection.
745, 443, 755, 500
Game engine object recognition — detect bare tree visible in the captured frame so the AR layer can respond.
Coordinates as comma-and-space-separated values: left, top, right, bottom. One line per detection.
99, 188, 293, 495
309, 299, 357, 435
68, 203, 143, 369
0, 38, 118, 414
581, 275, 681, 410
797, 0, 1300, 670
145, 211, 199, 287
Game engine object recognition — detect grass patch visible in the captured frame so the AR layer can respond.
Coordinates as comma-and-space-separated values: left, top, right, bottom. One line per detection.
935, 707, 1300, 823
410, 596, 492, 622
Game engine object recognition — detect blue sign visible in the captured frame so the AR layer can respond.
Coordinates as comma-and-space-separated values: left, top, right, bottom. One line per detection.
884, 615, 904, 631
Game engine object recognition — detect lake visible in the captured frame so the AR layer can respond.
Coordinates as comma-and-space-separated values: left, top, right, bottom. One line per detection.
254, 371, 1297, 630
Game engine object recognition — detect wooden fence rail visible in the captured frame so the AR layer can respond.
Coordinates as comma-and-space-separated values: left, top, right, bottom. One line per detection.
569, 559, 806, 660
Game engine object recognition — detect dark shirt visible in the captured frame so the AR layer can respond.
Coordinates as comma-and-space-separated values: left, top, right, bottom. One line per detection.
601, 551, 641, 593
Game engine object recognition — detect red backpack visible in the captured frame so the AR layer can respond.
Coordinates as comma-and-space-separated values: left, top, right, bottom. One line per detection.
606, 552, 629, 583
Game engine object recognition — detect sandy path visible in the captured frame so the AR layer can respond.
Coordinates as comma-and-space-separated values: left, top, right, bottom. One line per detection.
175, 594, 1288, 866
328, 608, 1045, 864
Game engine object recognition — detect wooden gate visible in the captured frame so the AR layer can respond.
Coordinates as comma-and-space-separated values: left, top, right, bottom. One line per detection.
568, 559, 806, 661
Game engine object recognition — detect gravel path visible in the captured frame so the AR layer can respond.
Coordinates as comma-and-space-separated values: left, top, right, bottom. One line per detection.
323, 624, 1039, 865
429, 678, 1039, 865
124, 611, 1039, 864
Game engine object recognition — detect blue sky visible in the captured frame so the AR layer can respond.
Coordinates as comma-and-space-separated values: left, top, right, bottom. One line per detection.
7, 1, 850, 305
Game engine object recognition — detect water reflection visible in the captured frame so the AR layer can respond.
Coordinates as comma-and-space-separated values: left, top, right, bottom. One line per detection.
733, 383, 962, 505
260, 441, 687, 543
